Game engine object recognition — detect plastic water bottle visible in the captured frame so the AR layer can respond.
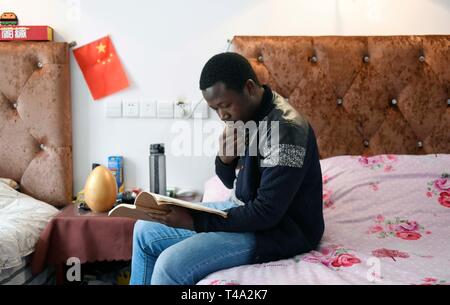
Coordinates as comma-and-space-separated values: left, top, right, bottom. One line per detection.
149, 144, 166, 195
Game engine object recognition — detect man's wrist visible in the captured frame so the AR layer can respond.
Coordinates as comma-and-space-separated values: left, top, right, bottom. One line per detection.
218, 155, 236, 165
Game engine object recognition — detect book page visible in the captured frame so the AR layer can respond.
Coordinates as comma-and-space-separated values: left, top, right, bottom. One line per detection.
152, 193, 228, 218
153, 193, 198, 205
109, 192, 228, 220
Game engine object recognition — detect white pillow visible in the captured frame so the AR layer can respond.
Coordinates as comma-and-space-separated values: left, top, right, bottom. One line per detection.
0, 178, 19, 190
0, 181, 59, 270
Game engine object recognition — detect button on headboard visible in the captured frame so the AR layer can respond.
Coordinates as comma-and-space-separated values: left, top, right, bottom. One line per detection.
232, 36, 450, 158
0, 42, 72, 207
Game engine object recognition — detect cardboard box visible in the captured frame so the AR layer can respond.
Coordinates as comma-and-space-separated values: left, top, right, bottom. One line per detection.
0, 25, 53, 41
108, 156, 124, 194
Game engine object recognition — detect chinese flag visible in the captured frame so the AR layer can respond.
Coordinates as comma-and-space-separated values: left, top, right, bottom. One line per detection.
73, 36, 129, 100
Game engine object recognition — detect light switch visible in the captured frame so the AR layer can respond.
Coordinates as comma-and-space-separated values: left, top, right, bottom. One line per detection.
123, 100, 140, 117
157, 101, 174, 118
174, 101, 191, 119
105, 100, 122, 118
141, 100, 157, 118
193, 102, 209, 119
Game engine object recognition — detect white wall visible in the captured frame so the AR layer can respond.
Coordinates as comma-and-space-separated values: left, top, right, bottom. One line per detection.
2, 0, 449, 194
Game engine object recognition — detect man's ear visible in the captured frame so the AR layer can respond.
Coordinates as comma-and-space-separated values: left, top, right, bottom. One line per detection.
244, 79, 258, 96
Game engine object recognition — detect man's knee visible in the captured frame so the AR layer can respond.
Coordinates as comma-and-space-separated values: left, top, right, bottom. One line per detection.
133, 221, 165, 251
151, 249, 190, 285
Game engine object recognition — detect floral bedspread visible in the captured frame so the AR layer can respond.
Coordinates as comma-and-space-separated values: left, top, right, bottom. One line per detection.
197, 154, 450, 285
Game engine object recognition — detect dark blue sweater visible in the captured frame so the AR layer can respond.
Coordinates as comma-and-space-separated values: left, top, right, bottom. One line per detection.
191, 86, 325, 264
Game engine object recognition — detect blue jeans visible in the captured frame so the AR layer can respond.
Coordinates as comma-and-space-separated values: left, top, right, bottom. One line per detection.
129, 201, 257, 285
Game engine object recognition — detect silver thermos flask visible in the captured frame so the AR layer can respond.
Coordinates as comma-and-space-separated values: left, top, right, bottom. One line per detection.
149, 144, 166, 195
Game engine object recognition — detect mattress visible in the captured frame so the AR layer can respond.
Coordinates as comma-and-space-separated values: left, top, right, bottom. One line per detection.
197, 154, 450, 285
0, 255, 54, 285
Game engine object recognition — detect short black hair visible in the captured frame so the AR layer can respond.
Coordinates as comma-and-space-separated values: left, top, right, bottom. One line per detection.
199, 52, 260, 92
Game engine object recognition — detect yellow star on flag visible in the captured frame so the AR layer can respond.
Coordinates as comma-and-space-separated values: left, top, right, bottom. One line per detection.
96, 43, 106, 53
73, 35, 129, 100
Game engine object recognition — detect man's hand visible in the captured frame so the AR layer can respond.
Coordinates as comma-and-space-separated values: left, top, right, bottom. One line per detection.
146, 206, 194, 230
218, 125, 245, 165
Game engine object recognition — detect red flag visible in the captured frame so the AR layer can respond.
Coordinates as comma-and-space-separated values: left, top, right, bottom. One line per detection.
73, 36, 129, 100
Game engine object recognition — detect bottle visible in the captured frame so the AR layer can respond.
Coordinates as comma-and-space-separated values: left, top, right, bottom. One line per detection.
149, 144, 166, 195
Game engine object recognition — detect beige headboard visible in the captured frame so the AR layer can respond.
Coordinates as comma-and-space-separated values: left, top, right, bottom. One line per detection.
0, 42, 72, 207
232, 36, 450, 158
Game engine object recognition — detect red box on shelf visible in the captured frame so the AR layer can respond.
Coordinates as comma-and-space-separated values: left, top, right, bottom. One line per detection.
0, 25, 53, 41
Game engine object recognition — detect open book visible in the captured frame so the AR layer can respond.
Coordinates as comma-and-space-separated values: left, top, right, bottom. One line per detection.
108, 191, 228, 220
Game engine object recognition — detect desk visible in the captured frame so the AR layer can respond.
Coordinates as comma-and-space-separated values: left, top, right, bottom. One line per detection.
31, 203, 136, 284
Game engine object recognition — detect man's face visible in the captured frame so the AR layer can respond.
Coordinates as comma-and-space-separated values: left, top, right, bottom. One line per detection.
202, 81, 257, 123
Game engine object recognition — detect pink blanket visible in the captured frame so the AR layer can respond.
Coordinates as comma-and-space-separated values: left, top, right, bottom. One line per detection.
198, 154, 450, 285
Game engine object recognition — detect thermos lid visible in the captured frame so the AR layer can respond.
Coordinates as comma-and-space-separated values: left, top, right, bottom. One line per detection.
150, 143, 165, 154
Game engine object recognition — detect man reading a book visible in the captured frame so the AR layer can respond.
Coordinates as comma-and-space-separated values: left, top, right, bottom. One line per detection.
130, 52, 324, 285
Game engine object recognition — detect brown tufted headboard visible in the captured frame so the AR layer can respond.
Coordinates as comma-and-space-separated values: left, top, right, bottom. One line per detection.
0, 42, 72, 207
232, 36, 450, 158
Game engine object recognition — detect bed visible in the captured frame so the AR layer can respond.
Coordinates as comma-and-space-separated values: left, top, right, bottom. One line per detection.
197, 35, 450, 285
0, 42, 72, 285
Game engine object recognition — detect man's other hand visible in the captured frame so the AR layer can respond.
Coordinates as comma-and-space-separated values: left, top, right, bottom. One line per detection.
146, 206, 194, 230
218, 125, 245, 165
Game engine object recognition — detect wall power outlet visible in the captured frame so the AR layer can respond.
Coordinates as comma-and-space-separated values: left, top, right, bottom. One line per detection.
123, 100, 140, 117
